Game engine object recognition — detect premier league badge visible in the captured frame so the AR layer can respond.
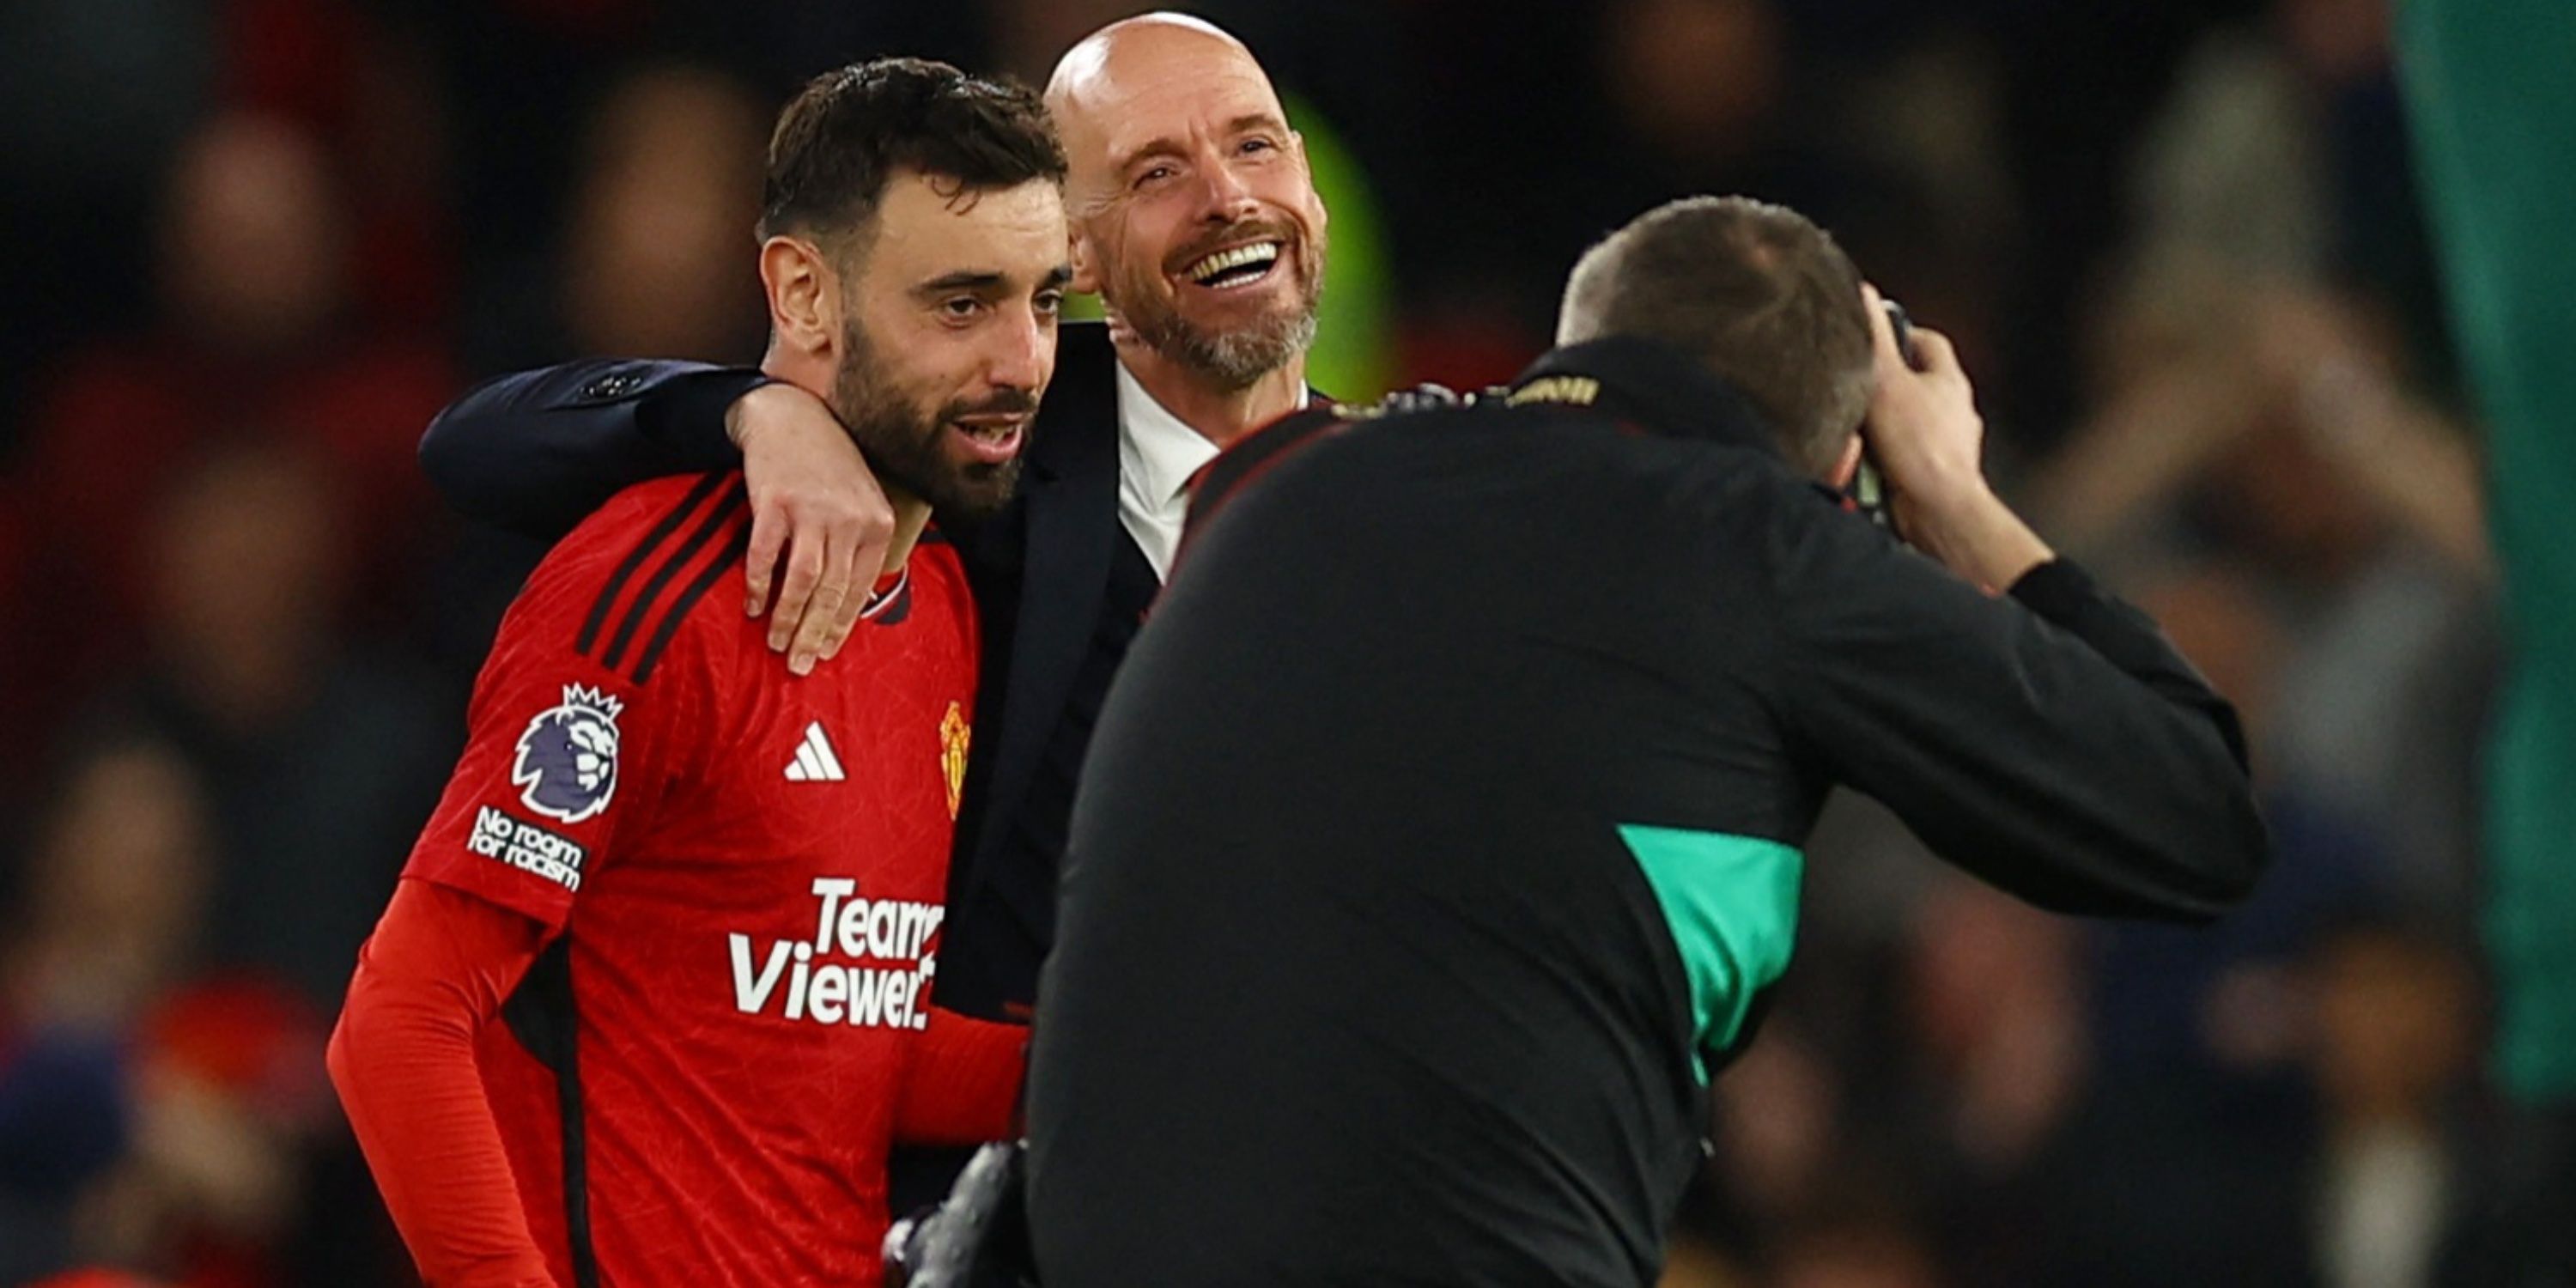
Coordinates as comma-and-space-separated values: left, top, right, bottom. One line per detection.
513, 684, 624, 824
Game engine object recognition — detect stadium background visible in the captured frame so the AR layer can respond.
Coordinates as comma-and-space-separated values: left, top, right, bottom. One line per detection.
0, 0, 2518, 1284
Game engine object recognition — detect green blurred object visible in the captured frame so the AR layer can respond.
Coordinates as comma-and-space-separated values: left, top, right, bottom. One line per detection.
1061, 94, 1394, 403
2402, 0, 2576, 1102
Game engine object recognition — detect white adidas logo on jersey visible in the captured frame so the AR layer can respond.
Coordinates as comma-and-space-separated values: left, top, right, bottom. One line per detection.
784, 721, 846, 782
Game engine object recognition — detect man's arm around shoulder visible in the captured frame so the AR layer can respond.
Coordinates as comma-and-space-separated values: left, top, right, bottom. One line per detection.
421, 360, 766, 540
422, 360, 897, 676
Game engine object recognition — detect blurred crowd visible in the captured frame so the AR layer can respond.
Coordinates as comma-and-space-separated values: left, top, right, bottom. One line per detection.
0, 0, 2500, 1285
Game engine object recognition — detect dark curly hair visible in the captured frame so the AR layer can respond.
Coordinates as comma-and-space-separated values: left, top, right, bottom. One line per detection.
758, 57, 1066, 244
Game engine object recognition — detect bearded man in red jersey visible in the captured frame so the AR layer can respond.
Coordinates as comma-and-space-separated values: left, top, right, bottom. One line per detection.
326, 59, 1071, 1288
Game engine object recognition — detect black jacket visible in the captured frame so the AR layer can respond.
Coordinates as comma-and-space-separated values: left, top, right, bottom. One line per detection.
1024, 336, 2269, 1288
417, 321, 1133, 1021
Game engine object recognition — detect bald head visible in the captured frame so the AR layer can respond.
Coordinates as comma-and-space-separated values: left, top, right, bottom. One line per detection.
1038, 12, 1327, 390
1045, 14, 1285, 208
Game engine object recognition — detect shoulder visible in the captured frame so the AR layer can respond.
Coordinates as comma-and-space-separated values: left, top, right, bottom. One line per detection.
501, 470, 752, 686
1183, 404, 1360, 539
1043, 322, 1121, 416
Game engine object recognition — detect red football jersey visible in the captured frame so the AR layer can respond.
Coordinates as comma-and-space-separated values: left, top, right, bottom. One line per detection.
402, 471, 990, 1286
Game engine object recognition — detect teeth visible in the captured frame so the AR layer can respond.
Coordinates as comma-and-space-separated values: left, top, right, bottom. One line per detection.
1186, 241, 1281, 284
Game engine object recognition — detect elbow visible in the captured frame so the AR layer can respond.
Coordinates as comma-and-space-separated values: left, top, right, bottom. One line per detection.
417, 369, 526, 517
2206, 783, 2272, 907
417, 403, 471, 502
2145, 779, 2272, 924
325, 981, 369, 1111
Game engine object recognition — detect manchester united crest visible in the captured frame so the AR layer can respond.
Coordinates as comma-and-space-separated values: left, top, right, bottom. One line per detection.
939, 701, 970, 820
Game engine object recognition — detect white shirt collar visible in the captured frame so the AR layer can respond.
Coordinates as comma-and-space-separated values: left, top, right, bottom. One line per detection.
1113, 361, 1315, 581
1115, 363, 1218, 582
1115, 361, 1224, 512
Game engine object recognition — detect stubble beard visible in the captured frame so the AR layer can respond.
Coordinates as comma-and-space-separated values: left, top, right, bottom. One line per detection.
1117, 223, 1327, 392
829, 322, 1028, 525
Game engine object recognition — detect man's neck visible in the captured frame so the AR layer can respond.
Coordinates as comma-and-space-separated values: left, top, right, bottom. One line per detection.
762, 349, 931, 579
1111, 339, 1307, 448
877, 495, 933, 580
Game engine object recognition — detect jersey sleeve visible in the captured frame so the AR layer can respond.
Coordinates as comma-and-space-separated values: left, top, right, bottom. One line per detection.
1758, 482, 2268, 921
403, 476, 743, 931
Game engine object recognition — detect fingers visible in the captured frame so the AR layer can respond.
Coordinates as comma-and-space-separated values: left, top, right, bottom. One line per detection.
769, 529, 827, 653
787, 539, 854, 677
744, 501, 787, 617
1909, 326, 1961, 379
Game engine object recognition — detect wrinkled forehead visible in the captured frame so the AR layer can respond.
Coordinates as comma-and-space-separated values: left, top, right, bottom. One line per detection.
1060, 43, 1286, 182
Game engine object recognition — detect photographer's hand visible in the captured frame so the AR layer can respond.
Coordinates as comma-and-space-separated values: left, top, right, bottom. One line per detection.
1860, 285, 2054, 592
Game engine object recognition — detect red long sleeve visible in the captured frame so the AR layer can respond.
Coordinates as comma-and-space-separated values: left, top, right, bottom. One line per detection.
327, 878, 557, 1288
893, 1007, 1028, 1145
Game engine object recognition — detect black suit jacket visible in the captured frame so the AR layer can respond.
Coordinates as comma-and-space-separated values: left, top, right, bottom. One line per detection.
419, 322, 1131, 1018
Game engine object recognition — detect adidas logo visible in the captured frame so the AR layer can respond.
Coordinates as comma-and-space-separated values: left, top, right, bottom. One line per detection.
784, 721, 846, 782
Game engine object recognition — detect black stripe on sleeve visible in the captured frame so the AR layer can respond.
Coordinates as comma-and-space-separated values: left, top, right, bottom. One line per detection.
577, 471, 732, 657
631, 517, 752, 684
499, 939, 602, 1288
599, 483, 748, 674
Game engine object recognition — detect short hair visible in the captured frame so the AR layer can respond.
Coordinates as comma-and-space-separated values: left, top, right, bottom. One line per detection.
758, 58, 1066, 244
1557, 196, 1873, 476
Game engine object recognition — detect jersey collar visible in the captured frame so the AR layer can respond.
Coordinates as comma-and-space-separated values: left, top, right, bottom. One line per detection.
1509, 337, 1783, 460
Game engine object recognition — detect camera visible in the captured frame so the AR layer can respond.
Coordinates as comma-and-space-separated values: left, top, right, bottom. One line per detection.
1848, 298, 1923, 530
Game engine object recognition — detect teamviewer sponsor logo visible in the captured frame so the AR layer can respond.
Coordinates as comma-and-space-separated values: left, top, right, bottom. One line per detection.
467, 805, 589, 891
728, 878, 945, 1030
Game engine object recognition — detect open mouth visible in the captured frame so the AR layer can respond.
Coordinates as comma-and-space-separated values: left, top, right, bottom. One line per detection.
949, 416, 1026, 465
1181, 240, 1285, 291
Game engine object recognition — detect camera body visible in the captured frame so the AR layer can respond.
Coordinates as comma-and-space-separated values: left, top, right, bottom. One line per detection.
1849, 299, 1923, 530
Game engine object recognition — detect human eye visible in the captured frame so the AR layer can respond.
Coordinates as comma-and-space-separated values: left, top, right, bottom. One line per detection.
1133, 162, 1177, 191
941, 296, 987, 322
1035, 289, 1066, 318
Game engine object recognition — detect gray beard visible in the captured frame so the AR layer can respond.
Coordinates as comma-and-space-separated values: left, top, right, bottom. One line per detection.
1129, 296, 1321, 392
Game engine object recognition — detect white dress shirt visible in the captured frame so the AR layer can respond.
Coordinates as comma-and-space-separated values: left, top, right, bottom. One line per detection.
1113, 363, 1218, 581
1115, 363, 1313, 580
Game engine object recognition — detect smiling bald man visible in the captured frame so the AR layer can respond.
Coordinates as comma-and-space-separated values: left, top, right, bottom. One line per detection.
409, 13, 1341, 1212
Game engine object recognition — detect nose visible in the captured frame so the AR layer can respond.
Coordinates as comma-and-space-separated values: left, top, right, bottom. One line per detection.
1193, 153, 1258, 223
985, 303, 1050, 395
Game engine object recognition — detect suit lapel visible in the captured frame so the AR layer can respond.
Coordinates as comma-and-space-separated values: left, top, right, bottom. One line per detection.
966, 323, 1122, 894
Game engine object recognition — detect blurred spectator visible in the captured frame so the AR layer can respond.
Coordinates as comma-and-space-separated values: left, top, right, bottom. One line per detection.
1897, 885, 2089, 1185
0, 0, 215, 460
11, 109, 457, 803
1769, 1213, 1944, 1288
75, 441, 449, 1012
1, 738, 213, 1282
2305, 920, 2478, 1288
461, 64, 769, 374
1661, 1229, 1755, 1287
0, 745, 331, 1286
2035, 0, 2492, 920
2124, 0, 2444, 368
2034, 278, 2494, 919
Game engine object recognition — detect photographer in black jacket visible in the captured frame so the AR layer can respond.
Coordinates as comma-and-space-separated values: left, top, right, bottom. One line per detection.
1024, 195, 2269, 1288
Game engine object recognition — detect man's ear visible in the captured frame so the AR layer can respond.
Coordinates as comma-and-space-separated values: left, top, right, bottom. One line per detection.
1828, 432, 1865, 490
759, 235, 840, 357
1067, 222, 1102, 296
